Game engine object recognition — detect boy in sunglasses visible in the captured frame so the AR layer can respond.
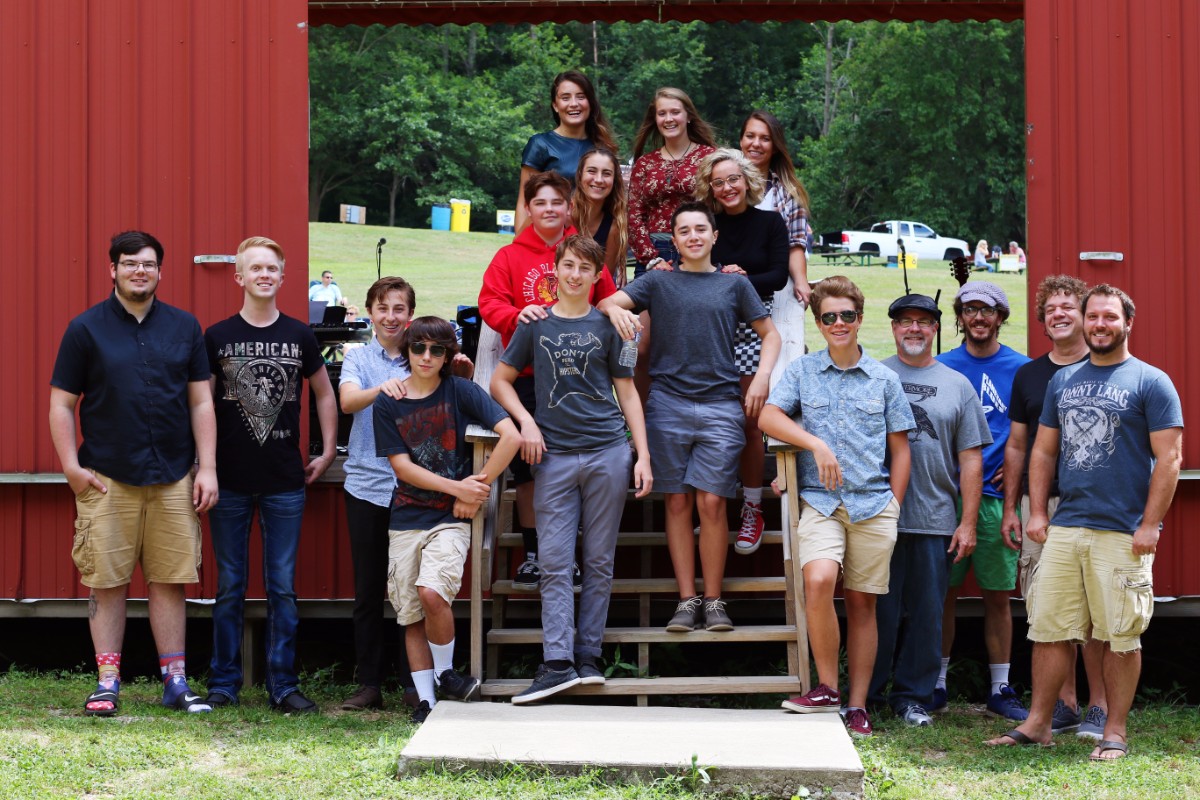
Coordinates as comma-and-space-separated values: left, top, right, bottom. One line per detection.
492, 234, 652, 704
372, 317, 521, 722
759, 275, 914, 737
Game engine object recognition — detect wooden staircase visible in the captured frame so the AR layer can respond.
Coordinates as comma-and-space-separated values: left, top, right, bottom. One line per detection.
465, 322, 810, 705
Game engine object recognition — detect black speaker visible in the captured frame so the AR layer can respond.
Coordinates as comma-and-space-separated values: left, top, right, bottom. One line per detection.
309, 363, 354, 456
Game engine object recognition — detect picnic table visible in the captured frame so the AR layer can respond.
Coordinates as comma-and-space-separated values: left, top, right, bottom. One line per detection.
818, 250, 881, 267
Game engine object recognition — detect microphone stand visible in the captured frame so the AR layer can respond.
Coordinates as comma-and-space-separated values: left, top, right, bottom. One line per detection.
376, 238, 386, 281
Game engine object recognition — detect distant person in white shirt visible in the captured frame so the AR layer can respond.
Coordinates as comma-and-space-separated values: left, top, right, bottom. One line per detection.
309, 270, 345, 306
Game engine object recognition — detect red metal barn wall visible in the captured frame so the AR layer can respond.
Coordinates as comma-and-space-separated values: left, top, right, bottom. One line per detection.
0, 0, 342, 600
1025, 0, 1199, 595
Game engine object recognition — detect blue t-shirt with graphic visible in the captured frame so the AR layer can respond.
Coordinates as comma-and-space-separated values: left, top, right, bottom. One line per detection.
937, 343, 1030, 499
1040, 357, 1183, 533
373, 377, 508, 531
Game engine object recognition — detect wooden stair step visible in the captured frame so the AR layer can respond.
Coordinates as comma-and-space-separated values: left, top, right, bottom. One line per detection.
480, 675, 803, 697
488, 624, 797, 645
490, 576, 786, 596
495, 530, 783, 548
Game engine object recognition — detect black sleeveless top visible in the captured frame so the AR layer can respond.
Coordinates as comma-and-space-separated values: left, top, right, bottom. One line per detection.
592, 211, 613, 248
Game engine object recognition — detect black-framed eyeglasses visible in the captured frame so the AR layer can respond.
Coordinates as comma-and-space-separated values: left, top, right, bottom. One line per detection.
410, 342, 447, 357
961, 305, 998, 318
117, 260, 159, 272
894, 317, 935, 329
819, 310, 861, 325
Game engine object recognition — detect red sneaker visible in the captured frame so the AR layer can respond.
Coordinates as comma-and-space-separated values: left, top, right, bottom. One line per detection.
734, 502, 765, 554
781, 683, 841, 713
842, 707, 873, 737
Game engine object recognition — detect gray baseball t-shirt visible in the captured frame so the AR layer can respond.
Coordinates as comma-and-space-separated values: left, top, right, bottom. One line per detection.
883, 356, 992, 535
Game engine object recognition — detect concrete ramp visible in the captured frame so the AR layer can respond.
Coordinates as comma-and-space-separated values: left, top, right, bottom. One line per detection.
397, 703, 864, 798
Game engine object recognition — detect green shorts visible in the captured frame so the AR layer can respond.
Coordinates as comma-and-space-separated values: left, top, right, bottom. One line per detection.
948, 495, 1017, 591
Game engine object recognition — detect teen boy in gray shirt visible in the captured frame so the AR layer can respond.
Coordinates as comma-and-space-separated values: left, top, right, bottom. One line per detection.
493, 234, 652, 703
599, 201, 780, 633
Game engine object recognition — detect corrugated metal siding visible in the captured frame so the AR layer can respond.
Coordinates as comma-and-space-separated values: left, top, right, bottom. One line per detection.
1026, 0, 1198, 594
0, 0, 312, 599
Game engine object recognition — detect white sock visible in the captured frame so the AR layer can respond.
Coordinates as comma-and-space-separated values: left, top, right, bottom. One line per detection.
989, 663, 1010, 695
412, 669, 437, 707
430, 639, 455, 679
743, 487, 763, 506
936, 658, 950, 690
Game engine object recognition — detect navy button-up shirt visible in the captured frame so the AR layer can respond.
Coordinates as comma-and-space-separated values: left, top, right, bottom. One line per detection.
768, 348, 915, 521
51, 293, 209, 486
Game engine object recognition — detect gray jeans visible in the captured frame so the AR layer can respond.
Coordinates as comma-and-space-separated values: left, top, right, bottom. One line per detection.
532, 441, 631, 662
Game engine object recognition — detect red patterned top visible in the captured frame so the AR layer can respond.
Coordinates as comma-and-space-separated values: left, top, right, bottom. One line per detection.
627, 144, 716, 264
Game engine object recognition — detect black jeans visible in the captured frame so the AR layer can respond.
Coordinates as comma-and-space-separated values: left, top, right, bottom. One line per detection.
344, 491, 412, 689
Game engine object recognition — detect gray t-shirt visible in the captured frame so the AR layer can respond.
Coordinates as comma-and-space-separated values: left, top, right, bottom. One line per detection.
500, 307, 633, 453
883, 356, 992, 535
1040, 356, 1183, 533
622, 269, 767, 401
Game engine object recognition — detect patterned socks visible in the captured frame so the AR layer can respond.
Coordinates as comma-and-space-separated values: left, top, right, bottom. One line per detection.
97, 652, 121, 690
159, 651, 211, 712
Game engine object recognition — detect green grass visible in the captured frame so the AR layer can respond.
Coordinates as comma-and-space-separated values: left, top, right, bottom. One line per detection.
310, 222, 512, 323
309, 224, 1031, 357
4, 669, 1198, 799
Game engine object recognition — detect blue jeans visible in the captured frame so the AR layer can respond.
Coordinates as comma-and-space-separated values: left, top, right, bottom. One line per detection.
868, 533, 952, 713
207, 488, 306, 703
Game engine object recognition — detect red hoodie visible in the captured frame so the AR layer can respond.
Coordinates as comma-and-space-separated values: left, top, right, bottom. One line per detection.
478, 224, 618, 353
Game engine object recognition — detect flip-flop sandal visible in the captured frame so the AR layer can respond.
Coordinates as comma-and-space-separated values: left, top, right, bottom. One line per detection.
987, 728, 1054, 748
84, 688, 119, 717
1089, 739, 1128, 761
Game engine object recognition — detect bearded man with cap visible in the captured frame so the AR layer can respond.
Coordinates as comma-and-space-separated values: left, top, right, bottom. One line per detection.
934, 281, 1031, 719
868, 294, 992, 726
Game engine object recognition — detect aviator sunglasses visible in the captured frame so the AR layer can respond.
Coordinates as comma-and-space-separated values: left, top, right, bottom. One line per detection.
410, 342, 448, 357
819, 310, 861, 325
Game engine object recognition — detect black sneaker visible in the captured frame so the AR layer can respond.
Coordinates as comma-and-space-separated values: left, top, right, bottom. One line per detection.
1051, 699, 1082, 734
411, 700, 432, 724
703, 597, 734, 631
665, 595, 704, 632
203, 691, 237, 708
513, 557, 540, 591
512, 664, 581, 705
576, 655, 605, 685
270, 690, 318, 714
436, 668, 481, 702
572, 562, 582, 590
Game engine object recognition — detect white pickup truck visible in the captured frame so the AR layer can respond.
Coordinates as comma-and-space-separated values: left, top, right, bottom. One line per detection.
830, 220, 969, 261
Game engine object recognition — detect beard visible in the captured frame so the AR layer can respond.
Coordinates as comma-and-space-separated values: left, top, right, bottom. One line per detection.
1087, 324, 1128, 355
899, 337, 930, 358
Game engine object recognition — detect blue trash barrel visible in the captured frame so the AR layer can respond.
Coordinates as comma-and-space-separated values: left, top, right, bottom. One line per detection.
431, 203, 451, 231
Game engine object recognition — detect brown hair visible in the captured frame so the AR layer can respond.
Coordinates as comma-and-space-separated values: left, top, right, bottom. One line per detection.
236, 236, 285, 272
809, 275, 865, 322
570, 149, 627, 261
632, 87, 718, 159
549, 71, 617, 155
740, 110, 811, 214
693, 148, 766, 212
400, 316, 460, 378
1033, 275, 1088, 322
365, 276, 415, 312
523, 171, 572, 206
670, 199, 716, 232
555, 233, 606, 273
1084, 284, 1136, 323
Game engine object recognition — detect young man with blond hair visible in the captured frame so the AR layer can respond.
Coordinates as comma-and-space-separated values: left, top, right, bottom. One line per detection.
203, 236, 339, 712
760, 275, 914, 737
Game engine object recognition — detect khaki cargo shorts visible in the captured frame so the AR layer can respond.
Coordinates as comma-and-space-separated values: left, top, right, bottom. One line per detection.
1026, 525, 1154, 653
387, 521, 471, 626
72, 469, 201, 589
1017, 494, 1060, 597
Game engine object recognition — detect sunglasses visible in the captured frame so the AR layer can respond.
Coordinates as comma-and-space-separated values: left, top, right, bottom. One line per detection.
819, 310, 861, 325
410, 342, 448, 358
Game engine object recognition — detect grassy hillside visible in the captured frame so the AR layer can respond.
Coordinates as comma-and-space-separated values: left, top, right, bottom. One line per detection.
309, 223, 1030, 356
